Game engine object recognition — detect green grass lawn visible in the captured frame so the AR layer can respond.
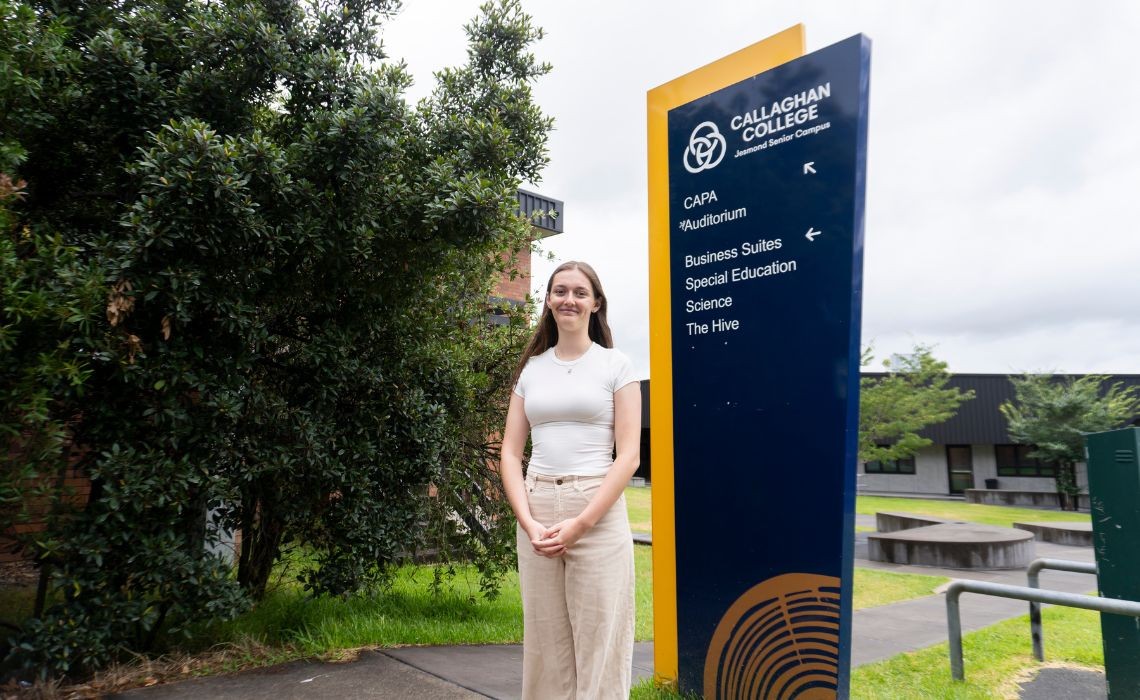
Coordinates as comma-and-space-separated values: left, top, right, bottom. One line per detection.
851, 605, 1103, 699
626, 486, 652, 533
202, 563, 527, 652
191, 544, 657, 653
632, 678, 701, 699
634, 545, 653, 640
853, 568, 947, 609
857, 495, 1090, 529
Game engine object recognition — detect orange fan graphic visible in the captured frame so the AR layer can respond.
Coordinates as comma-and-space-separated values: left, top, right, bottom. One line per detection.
703, 573, 843, 699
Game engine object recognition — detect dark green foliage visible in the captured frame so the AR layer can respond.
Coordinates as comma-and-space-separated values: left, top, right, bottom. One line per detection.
1001, 374, 1140, 505
0, 176, 102, 565
859, 345, 975, 463
1, 0, 549, 677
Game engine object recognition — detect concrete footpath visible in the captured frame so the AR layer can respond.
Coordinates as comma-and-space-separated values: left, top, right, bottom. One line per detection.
114, 531, 1101, 699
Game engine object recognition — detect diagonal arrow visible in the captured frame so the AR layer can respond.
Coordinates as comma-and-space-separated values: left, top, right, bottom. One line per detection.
805, 227, 822, 242
803, 162, 816, 175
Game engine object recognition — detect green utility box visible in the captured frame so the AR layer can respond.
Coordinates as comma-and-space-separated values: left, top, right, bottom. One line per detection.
1086, 426, 1140, 698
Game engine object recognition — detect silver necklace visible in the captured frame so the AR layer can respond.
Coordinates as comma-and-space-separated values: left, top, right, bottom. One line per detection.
555, 347, 584, 374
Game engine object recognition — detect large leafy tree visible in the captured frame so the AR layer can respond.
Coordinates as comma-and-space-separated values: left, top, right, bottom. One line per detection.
2, 0, 548, 676
1001, 374, 1140, 509
859, 345, 975, 464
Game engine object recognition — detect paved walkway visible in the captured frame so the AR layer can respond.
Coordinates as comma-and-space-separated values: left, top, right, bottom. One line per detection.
114, 535, 1100, 699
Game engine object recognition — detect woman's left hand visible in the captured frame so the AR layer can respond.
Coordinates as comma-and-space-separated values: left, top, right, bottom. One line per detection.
541, 516, 590, 551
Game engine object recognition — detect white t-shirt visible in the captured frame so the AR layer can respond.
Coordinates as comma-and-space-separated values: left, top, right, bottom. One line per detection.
513, 343, 639, 476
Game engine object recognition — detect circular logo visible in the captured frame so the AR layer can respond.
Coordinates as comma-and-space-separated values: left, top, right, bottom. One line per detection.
704, 572, 842, 700
683, 121, 727, 174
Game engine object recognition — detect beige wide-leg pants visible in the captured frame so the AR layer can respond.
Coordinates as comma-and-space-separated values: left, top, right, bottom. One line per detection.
517, 473, 635, 700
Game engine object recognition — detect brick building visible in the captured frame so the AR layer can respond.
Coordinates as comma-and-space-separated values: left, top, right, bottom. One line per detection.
490, 188, 564, 315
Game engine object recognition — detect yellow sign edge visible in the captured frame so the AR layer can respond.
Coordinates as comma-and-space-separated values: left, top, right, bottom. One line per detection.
646, 24, 806, 684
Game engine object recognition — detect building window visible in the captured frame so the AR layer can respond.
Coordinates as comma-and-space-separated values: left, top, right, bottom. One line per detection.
995, 444, 1057, 477
864, 454, 916, 475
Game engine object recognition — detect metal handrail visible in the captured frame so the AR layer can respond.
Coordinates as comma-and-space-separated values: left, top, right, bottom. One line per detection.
945, 579, 1140, 681
1026, 558, 1098, 661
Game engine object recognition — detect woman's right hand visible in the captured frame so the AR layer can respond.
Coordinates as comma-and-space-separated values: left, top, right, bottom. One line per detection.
523, 518, 564, 558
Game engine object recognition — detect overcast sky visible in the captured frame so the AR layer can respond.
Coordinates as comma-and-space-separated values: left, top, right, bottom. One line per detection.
383, 1, 1140, 379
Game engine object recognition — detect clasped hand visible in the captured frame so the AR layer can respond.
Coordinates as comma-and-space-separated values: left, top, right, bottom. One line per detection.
527, 517, 588, 558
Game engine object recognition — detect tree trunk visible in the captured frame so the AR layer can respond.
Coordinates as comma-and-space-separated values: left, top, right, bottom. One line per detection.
237, 493, 284, 600
1055, 461, 1080, 511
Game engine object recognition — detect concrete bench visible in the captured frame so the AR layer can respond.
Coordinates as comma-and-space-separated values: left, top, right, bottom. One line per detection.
1012, 521, 1093, 547
868, 523, 1035, 569
874, 511, 962, 533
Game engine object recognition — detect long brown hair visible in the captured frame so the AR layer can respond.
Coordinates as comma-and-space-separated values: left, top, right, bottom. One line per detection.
511, 261, 614, 385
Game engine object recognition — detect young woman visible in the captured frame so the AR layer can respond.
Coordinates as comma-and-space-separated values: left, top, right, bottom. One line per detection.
500, 261, 642, 699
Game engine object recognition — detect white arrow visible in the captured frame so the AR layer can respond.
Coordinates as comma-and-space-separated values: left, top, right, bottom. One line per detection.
803, 162, 816, 175
805, 227, 822, 242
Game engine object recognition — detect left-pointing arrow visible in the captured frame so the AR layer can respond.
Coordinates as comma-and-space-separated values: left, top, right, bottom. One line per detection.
805, 227, 822, 242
